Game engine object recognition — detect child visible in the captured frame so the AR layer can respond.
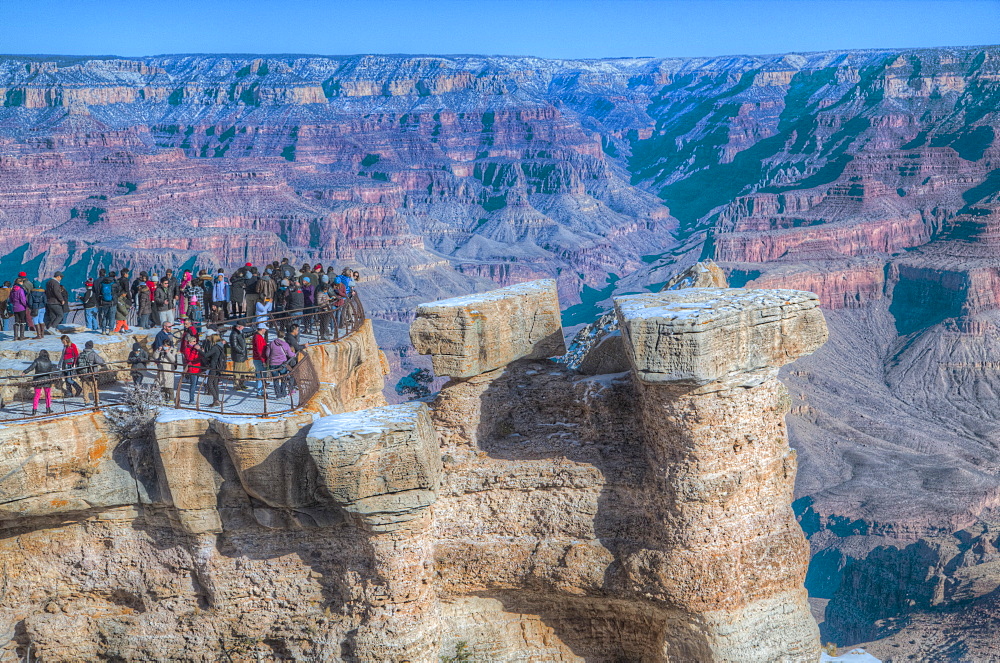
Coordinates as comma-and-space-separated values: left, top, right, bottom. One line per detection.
113, 293, 131, 333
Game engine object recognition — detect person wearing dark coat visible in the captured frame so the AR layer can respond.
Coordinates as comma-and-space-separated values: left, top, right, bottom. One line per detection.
200, 334, 226, 407
228, 321, 252, 390
243, 267, 260, 321
152, 321, 175, 352
230, 268, 247, 318
44, 272, 69, 332
127, 342, 149, 385
80, 279, 99, 332
23, 349, 56, 415
10, 276, 29, 340
28, 282, 47, 339
97, 274, 120, 334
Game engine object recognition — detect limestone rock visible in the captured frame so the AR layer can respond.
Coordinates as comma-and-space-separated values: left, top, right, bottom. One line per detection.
575, 330, 630, 375
615, 288, 828, 387
307, 402, 440, 532
0, 412, 137, 522
410, 279, 565, 379
659, 259, 730, 291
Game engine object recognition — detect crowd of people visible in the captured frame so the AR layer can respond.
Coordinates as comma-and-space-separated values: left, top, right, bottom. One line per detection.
0, 260, 363, 416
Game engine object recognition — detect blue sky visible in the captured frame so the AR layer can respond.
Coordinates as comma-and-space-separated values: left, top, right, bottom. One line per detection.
0, 0, 996, 59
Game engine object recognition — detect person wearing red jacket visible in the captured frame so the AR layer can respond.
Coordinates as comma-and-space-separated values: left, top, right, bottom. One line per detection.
252, 327, 268, 396
182, 341, 203, 405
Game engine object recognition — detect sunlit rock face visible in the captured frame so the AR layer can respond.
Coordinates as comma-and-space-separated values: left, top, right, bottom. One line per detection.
0, 283, 825, 661
1, 45, 1000, 657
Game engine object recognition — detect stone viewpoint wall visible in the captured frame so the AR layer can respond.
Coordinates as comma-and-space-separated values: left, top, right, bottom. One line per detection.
0, 282, 825, 661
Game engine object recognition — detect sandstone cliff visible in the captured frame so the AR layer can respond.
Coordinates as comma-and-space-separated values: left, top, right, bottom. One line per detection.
0, 282, 826, 661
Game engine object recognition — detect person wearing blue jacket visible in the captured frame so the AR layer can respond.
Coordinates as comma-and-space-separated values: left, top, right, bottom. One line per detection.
212, 271, 230, 318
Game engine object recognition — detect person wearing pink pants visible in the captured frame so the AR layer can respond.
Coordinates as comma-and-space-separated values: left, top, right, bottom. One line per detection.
22, 348, 56, 416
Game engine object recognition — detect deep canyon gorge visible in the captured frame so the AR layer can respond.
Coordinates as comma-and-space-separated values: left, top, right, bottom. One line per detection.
0, 45, 999, 659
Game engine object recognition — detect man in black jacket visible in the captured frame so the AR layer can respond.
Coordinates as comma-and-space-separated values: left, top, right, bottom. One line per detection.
44, 272, 69, 333
201, 334, 226, 407
228, 320, 251, 390
97, 272, 120, 335
154, 278, 175, 325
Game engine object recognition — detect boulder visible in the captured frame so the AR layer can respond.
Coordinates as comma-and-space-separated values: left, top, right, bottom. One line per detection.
615, 288, 828, 387
576, 330, 630, 376
659, 259, 729, 291
410, 280, 565, 379
306, 402, 440, 532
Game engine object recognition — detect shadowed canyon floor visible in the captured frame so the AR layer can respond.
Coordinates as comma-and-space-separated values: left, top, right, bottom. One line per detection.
0, 46, 999, 657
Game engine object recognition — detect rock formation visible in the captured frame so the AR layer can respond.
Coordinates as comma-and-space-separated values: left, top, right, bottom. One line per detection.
0, 45, 998, 655
0, 281, 826, 661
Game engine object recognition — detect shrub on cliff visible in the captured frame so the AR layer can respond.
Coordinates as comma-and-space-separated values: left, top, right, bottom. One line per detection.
105, 382, 163, 441
395, 368, 433, 399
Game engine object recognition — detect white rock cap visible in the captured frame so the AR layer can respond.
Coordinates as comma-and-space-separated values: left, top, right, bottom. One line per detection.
614, 288, 828, 386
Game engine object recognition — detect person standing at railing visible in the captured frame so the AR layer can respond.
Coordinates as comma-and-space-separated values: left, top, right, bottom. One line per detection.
127, 342, 149, 386
78, 340, 107, 406
10, 274, 29, 341
252, 326, 268, 397
182, 340, 203, 405
229, 321, 252, 391
152, 321, 174, 352
334, 268, 354, 298
315, 283, 332, 340
80, 279, 99, 332
201, 333, 225, 407
154, 338, 180, 402
267, 331, 294, 399
22, 349, 56, 415
300, 274, 315, 334
60, 335, 83, 398
332, 279, 347, 331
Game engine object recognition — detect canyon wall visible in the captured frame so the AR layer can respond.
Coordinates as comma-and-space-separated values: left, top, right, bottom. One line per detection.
1, 46, 1000, 656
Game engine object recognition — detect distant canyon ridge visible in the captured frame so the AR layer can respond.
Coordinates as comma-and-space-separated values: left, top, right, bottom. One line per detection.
2, 46, 1000, 656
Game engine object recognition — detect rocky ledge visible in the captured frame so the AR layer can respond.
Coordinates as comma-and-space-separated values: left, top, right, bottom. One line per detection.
0, 281, 827, 661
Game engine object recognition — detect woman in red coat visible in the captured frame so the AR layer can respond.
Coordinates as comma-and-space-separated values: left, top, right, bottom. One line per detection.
60, 335, 83, 398
182, 341, 203, 405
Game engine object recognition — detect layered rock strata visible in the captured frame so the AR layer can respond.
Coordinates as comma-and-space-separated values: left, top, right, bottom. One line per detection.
417, 282, 826, 660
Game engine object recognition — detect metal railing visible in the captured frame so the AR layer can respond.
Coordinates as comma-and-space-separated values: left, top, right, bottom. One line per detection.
0, 294, 365, 421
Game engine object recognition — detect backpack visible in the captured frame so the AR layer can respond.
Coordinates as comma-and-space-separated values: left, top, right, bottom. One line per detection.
100, 281, 114, 302
79, 349, 95, 373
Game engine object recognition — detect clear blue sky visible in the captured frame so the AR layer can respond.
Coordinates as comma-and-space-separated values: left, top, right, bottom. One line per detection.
0, 0, 996, 59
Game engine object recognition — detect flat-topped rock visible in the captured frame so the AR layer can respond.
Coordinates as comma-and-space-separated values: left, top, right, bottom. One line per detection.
307, 402, 440, 532
410, 279, 565, 379
615, 288, 828, 386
